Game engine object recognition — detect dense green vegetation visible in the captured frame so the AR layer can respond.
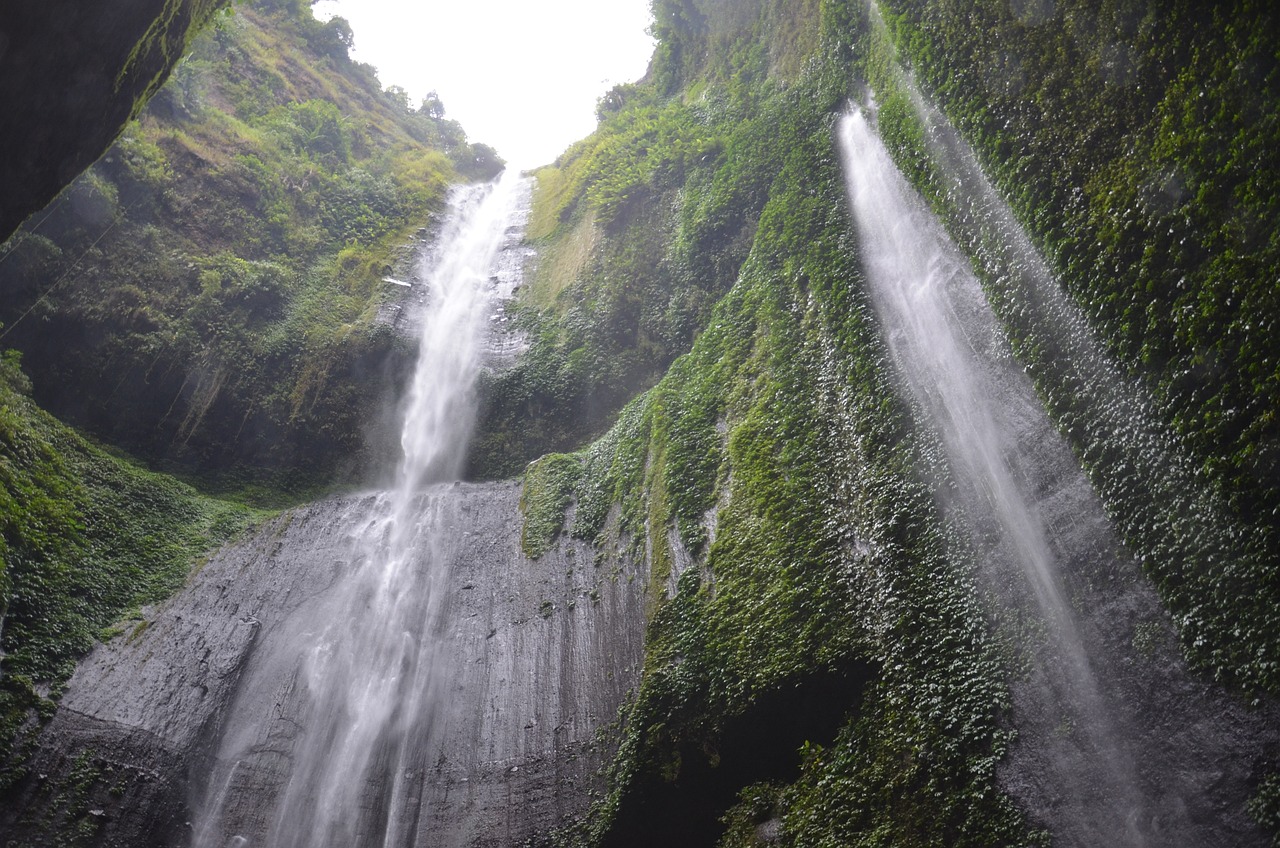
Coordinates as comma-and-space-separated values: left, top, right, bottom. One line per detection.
0, 350, 254, 788
867, 0, 1280, 694
508, 1, 1043, 844
0, 0, 500, 494
501, 0, 1279, 843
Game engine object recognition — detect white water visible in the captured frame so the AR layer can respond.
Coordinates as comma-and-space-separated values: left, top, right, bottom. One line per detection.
838, 105, 1153, 845
193, 171, 528, 848
394, 172, 526, 496
861, 0, 1262, 630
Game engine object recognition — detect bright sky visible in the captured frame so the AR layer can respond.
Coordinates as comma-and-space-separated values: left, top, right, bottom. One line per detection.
313, 0, 656, 169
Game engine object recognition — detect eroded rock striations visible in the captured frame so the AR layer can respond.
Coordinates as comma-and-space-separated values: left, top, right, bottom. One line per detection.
1, 484, 646, 845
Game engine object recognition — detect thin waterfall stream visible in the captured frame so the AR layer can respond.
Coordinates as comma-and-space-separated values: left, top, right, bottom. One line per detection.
192, 172, 529, 848
838, 102, 1274, 846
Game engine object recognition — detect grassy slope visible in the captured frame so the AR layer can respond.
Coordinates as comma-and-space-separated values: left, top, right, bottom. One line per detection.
0, 0, 500, 496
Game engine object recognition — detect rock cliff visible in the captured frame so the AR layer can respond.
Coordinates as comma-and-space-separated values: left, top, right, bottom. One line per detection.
2, 484, 647, 845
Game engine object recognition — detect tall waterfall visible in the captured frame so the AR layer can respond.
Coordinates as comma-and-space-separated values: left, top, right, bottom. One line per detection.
838, 103, 1273, 846
192, 172, 529, 848
394, 172, 526, 494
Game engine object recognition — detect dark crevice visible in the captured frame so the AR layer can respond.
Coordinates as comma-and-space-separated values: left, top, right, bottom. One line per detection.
604, 663, 874, 847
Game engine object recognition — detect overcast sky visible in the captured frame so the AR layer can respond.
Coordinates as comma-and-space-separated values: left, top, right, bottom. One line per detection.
312, 0, 656, 169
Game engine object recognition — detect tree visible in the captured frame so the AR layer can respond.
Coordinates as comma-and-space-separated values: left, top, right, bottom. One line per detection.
419, 91, 446, 120
310, 16, 354, 62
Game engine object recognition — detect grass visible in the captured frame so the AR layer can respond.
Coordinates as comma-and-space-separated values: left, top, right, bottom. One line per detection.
0, 352, 260, 788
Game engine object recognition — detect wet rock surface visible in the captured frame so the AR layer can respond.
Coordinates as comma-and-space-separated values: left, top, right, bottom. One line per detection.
964, 356, 1280, 847
841, 106, 1280, 848
1, 481, 646, 846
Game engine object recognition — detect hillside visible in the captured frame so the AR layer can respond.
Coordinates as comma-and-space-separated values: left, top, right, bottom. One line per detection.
0, 0, 498, 811
0, 0, 500, 495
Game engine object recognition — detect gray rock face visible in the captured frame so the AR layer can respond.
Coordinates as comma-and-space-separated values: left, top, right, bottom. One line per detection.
1, 481, 646, 847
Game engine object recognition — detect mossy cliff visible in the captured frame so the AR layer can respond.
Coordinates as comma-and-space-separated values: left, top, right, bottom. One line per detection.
0, 0, 496, 821
502, 0, 1279, 844
504, 4, 1029, 843
0, 0, 500, 496
864, 0, 1280, 696
0, 351, 255, 793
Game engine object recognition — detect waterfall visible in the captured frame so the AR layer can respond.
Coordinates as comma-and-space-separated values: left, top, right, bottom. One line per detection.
837, 102, 1274, 846
838, 102, 1149, 846
394, 172, 525, 495
192, 171, 529, 848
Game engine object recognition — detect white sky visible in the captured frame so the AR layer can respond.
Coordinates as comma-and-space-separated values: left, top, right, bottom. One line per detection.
313, 0, 656, 169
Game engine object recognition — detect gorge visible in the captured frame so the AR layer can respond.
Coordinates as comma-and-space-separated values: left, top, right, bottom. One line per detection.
1, 0, 1278, 846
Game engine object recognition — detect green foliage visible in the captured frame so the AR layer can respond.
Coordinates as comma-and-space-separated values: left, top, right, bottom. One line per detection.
262, 98, 354, 164
649, 0, 709, 94
718, 782, 784, 847
4, 748, 110, 846
1249, 771, 1280, 845
868, 0, 1280, 693
0, 0, 501, 495
0, 355, 255, 784
525, 6, 1035, 843
520, 453, 583, 558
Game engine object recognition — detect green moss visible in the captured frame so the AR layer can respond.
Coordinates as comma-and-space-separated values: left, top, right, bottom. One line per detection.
117, 0, 229, 111
0, 352, 256, 787
520, 453, 583, 558
3, 748, 117, 846
0, 0, 501, 497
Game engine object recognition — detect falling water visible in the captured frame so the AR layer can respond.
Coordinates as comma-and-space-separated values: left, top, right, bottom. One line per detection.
394, 171, 526, 495
838, 86, 1280, 844
192, 171, 529, 848
838, 102, 1155, 846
